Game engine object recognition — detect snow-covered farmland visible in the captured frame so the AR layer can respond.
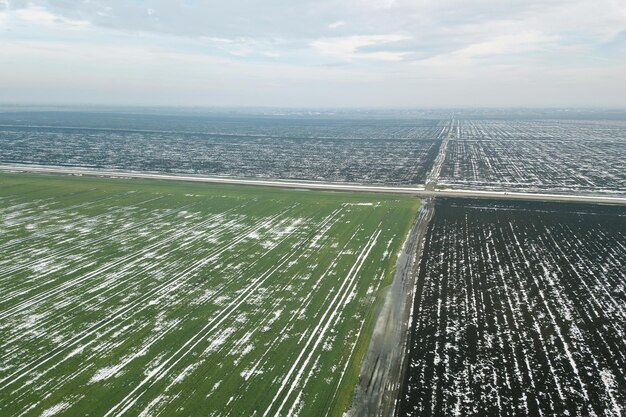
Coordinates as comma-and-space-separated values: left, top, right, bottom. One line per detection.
0, 173, 419, 416
0, 112, 443, 185
437, 119, 626, 195
3, 111, 625, 193
398, 199, 626, 416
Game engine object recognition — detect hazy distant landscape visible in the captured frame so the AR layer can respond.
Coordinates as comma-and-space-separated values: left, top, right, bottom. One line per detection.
0, 112, 443, 185
438, 119, 626, 194
1, 110, 625, 195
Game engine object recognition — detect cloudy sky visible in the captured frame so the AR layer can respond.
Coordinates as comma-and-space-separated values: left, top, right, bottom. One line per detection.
1, 0, 625, 107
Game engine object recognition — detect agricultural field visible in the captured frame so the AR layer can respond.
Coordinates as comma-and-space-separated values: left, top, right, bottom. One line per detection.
0, 112, 443, 185
3, 110, 626, 193
0, 173, 419, 416
436, 119, 626, 195
398, 199, 626, 417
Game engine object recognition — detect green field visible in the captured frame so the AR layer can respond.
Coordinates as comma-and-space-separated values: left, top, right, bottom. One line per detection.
0, 173, 419, 417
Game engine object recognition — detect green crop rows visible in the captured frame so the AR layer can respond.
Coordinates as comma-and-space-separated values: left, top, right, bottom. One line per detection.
0, 173, 419, 416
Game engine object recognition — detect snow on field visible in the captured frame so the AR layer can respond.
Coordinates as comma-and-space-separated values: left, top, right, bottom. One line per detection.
40, 401, 71, 417
398, 199, 626, 417
0, 117, 444, 185
437, 119, 626, 195
0, 175, 415, 416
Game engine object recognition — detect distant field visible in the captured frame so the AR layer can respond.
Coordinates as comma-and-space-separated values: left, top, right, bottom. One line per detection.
398, 199, 626, 416
438, 119, 626, 194
3, 111, 626, 193
0, 173, 419, 416
0, 112, 443, 185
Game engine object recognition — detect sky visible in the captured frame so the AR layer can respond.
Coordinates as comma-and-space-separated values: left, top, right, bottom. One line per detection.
1, 0, 625, 108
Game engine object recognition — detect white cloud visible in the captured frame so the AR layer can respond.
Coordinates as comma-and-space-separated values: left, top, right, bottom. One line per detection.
0, 4, 89, 29
96, 6, 113, 18
0, 0, 625, 106
0, 37, 382, 106
454, 31, 559, 59
328, 20, 345, 29
197, 36, 287, 58
311, 34, 412, 61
